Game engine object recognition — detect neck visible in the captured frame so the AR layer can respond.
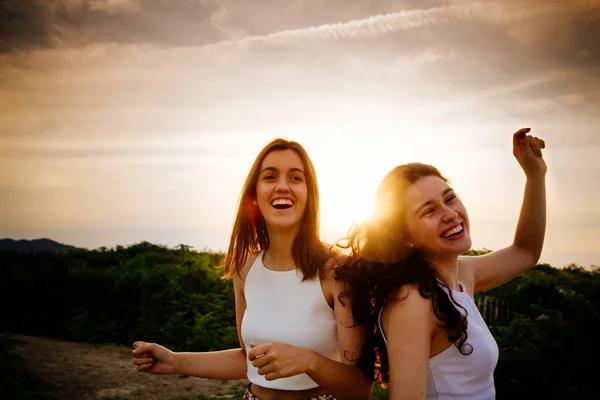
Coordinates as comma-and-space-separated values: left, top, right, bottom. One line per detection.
426, 254, 460, 291
263, 226, 298, 271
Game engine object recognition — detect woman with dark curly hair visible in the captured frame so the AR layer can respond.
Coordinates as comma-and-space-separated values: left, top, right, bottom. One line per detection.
337, 128, 547, 399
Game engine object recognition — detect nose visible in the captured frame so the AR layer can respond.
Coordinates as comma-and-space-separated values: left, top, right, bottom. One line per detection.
275, 176, 290, 192
441, 206, 458, 222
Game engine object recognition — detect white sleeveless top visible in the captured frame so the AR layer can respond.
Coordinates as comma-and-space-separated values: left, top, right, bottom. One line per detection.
379, 283, 499, 400
241, 251, 340, 390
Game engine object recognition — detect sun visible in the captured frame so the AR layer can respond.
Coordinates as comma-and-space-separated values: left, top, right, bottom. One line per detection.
295, 126, 415, 244
319, 183, 377, 242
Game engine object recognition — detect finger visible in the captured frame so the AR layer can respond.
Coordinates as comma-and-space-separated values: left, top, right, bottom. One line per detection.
248, 343, 269, 361
265, 371, 280, 381
535, 137, 545, 154
136, 363, 153, 372
529, 136, 541, 157
132, 343, 153, 356
539, 138, 546, 149
521, 135, 534, 155
535, 138, 544, 157
132, 357, 153, 366
257, 363, 276, 376
513, 128, 531, 148
251, 353, 272, 368
133, 341, 146, 349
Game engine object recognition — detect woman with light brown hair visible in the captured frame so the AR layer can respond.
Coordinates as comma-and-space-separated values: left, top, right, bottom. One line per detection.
132, 138, 372, 400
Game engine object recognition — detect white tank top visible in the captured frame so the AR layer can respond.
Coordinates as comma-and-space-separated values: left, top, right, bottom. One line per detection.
241, 251, 340, 390
379, 282, 499, 400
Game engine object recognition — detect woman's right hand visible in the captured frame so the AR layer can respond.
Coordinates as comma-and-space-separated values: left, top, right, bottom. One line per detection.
132, 341, 177, 375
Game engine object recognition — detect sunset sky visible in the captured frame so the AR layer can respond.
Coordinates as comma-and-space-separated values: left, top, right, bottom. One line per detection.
1, 0, 599, 267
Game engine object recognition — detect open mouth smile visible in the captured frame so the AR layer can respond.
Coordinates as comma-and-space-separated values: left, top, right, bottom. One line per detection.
440, 223, 464, 238
270, 198, 294, 210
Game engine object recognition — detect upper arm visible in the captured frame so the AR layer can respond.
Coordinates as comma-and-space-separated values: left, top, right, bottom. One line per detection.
383, 286, 434, 400
329, 276, 366, 366
233, 274, 247, 353
461, 245, 538, 293
233, 252, 258, 354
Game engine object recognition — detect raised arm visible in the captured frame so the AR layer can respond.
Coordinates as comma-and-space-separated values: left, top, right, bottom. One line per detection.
464, 128, 547, 293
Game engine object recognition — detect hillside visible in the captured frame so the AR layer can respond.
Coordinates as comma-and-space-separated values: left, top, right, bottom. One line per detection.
0, 238, 81, 253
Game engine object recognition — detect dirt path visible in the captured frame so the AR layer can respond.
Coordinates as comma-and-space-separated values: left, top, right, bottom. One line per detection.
12, 335, 248, 400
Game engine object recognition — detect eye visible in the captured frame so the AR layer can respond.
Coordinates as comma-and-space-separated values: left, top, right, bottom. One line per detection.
422, 207, 435, 216
262, 174, 276, 181
445, 194, 457, 203
290, 175, 304, 182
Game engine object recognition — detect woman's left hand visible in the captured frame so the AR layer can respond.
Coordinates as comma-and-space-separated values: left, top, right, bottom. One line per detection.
513, 127, 547, 177
248, 342, 315, 380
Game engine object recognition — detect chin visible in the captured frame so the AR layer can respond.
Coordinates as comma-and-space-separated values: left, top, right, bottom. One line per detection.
457, 238, 472, 253
265, 218, 302, 231
438, 237, 472, 256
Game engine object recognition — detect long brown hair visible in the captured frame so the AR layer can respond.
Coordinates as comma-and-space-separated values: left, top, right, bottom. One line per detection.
337, 163, 471, 386
223, 138, 327, 280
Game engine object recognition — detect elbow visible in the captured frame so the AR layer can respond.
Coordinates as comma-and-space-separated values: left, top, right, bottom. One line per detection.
530, 252, 542, 267
513, 240, 542, 265
525, 247, 542, 267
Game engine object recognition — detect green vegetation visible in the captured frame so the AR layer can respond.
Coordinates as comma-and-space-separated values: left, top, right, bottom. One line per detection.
1, 243, 597, 399
0, 243, 237, 352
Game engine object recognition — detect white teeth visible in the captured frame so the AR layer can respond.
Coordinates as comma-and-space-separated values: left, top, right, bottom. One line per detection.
271, 198, 294, 206
442, 224, 463, 238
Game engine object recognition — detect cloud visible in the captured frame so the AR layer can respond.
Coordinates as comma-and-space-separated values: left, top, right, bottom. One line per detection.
205, 2, 484, 50
0, 0, 223, 52
200, 0, 599, 54
3, 1, 598, 56
88, 0, 141, 14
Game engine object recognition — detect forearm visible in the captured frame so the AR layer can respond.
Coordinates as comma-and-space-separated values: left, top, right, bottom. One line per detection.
307, 352, 373, 400
513, 173, 546, 262
174, 348, 247, 380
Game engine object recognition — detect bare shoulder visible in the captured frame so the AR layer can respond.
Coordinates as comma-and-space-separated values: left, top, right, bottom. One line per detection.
320, 249, 349, 293
385, 284, 433, 318
321, 249, 348, 279
233, 252, 260, 290
379, 284, 436, 347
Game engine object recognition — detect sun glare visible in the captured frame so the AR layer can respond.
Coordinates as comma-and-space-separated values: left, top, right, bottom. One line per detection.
294, 121, 425, 244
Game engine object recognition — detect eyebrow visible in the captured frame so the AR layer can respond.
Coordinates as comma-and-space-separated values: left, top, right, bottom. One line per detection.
260, 167, 305, 175
415, 187, 454, 214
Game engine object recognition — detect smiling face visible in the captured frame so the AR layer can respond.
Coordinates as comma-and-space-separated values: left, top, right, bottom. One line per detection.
404, 175, 472, 259
255, 149, 308, 232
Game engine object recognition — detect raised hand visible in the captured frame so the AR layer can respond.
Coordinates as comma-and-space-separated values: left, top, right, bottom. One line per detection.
132, 341, 177, 375
512, 127, 547, 177
248, 342, 315, 381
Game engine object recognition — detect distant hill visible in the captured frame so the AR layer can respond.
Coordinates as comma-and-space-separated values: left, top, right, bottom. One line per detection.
0, 238, 82, 253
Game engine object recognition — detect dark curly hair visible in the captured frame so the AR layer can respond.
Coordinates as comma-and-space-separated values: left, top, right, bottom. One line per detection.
335, 163, 472, 387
